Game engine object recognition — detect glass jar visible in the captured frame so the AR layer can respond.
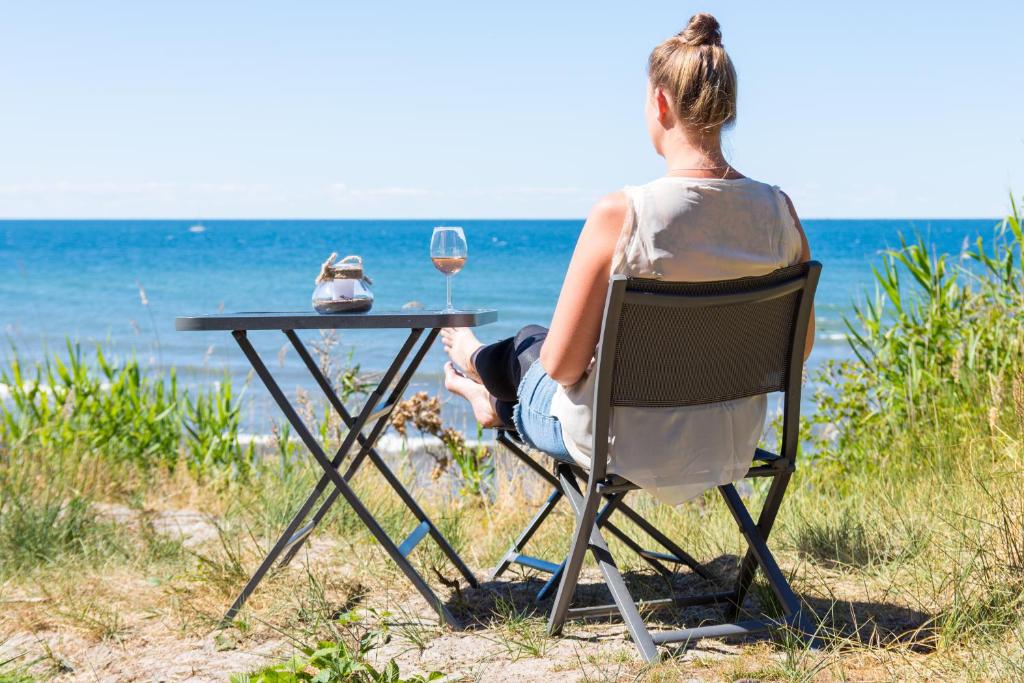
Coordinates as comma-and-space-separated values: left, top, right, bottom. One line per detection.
312, 254, 374, 313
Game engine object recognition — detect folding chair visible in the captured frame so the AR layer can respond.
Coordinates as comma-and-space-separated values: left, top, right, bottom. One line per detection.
495, 261, 821, 662
491, 430, 714, 600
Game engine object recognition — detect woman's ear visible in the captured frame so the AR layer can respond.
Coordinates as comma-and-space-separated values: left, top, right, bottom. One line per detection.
655, 87, 671, 125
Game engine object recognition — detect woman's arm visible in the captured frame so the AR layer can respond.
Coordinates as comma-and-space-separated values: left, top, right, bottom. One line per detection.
780, 191, 815, 360
540, 192, 628, 386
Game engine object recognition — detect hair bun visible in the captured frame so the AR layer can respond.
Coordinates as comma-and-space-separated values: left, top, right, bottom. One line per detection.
680, 13, 722, 47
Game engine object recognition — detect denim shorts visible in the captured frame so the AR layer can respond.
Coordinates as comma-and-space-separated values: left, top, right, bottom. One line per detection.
512, 360, 573, 463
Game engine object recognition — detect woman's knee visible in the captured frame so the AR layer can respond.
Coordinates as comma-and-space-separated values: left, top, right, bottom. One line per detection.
514, 325, 548, 350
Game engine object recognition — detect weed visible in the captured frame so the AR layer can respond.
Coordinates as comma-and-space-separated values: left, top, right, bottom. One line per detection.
487, 596, 549, 660
0, 490, 125, 575
0, 649, 37, 683
184, 374, 255, 480
60, 599, 129, 643
231, 611, 442, 683
792, 508, 923, 568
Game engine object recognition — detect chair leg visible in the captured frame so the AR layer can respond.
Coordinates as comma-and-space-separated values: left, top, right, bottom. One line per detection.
615, 502, 715, 581
536, 492, 639, 601
725, 472, 791, 621
547, 467, 602, 637
719, 482, 800, 619
494, 432, 695, 590
543, 471, 807, 661
490, 488, 563, 580
551, 470, 659, 662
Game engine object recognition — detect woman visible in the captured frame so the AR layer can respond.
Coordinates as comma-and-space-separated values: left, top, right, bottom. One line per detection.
442, 13, 814, 504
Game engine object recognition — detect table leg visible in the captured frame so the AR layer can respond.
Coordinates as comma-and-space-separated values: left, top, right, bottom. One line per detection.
282, 330, 477, 588
219, 329, 423, 624
273, 328, 427, 566
224, 329, 459, 628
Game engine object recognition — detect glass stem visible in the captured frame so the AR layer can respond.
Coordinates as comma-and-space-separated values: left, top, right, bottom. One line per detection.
446, 274, 453, 311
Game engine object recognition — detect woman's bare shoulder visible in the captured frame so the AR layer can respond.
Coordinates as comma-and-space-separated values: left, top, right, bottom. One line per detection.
584, 191, 629, 239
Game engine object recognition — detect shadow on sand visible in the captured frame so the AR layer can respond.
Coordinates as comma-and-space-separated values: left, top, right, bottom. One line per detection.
441, 554, 937, 653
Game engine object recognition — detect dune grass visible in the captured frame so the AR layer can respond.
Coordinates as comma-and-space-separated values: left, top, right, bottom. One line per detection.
1, 201, 1022, 681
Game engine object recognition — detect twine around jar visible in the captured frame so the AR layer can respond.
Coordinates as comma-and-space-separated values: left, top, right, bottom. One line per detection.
316, 253, 373, 284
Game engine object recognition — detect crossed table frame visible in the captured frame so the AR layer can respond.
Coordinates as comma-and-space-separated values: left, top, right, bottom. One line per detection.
175, 310, 498, 628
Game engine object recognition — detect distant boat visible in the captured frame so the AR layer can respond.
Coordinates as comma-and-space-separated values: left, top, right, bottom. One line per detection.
189, 223, 206, 234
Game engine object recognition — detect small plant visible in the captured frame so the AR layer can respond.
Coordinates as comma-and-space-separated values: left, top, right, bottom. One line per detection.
792, 508, 923, 568
442, 424, 494, 499
190, 518, 254, 597
386, 608, 441, 655
809, 198, 1024, 461
271, 421, 299, 475
389, 392, 494, 498
303, 331, 376, 452
183, 375, 255, 479
487, 597, 549, 660
231, 611, 442, 683
0, 489, 125, 574
0, 649, 38, 683
1, 343, 258, 480
60, 599, 128, 643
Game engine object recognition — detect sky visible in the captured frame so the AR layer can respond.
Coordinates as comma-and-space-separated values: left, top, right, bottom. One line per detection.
1, 1, 1022, 219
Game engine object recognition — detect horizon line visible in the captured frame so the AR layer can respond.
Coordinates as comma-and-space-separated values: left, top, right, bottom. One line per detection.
0, 215, 1005, 222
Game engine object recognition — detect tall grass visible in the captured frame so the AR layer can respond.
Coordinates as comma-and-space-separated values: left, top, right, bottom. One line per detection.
1, 343, 180, 468
810, 198, 1024, 461
789, 198, 1024, 670
1, 343, 252, 479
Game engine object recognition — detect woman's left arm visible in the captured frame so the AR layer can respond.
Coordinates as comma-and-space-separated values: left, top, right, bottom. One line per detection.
540, 192, 628, 386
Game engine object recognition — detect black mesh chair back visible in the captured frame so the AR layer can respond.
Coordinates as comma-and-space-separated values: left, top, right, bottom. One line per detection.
593, 261, 820, 468
609, 262, 813, 407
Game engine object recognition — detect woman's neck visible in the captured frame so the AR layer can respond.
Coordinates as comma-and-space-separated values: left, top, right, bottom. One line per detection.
660, 128, 729, 174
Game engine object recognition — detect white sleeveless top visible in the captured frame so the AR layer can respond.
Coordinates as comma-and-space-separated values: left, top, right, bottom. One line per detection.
549, 176, 803, 505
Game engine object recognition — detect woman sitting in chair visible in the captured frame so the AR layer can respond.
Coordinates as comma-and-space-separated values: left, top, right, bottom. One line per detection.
442, 12, 814, 504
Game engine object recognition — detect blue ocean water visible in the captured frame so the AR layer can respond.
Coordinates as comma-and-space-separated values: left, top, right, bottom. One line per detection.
0, 218, 1000, 429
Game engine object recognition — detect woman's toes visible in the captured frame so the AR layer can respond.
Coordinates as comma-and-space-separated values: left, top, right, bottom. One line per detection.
443, 361, 475, 394
441, 329, 460, 362
443, 362, 461, 391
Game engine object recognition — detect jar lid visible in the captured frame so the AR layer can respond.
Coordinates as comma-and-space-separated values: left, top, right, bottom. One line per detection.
316, 254, 372, 284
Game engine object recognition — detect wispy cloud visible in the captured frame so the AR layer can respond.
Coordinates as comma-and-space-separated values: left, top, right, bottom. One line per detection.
0, 180, 602, 218
327, 183, 431, 199
0, 181, 274, 197
489, 186, 592, 196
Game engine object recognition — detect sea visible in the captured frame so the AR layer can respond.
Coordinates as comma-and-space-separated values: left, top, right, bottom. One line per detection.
0, 218, 1001, 434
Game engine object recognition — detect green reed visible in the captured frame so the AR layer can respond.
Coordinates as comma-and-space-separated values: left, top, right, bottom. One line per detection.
809, 196, 1024, 460
0, 343, 252, 479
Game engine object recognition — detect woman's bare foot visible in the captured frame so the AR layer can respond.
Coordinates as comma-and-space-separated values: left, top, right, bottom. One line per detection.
443, 362, 501, 428
441, 327, 483, 382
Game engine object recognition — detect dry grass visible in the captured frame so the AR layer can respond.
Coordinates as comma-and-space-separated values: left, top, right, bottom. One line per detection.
2, 400, 1024, 683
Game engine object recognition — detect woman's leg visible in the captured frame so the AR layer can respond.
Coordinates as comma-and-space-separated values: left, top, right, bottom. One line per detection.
512, 361, 573, 462
442, 325, 549, 428
470, 325, 548, 401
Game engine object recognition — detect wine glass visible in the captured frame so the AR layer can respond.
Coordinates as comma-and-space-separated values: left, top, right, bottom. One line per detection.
430, 226, 467, 312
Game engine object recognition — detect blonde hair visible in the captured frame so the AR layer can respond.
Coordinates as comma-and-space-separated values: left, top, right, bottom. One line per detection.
648, 13, 737, 133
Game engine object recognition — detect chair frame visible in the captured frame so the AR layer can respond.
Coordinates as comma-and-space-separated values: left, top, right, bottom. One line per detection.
492, 262, 821, 662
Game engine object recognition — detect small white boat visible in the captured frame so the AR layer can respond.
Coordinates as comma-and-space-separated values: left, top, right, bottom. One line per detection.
189, 223, 206, 234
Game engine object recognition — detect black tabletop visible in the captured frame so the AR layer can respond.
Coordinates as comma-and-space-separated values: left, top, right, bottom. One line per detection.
175, 309, 497, 332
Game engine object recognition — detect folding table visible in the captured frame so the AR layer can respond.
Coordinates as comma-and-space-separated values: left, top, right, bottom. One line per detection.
175, 310, 497, 627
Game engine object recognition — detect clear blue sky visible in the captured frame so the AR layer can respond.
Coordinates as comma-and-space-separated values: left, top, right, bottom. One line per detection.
1, 1, 1022, 219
